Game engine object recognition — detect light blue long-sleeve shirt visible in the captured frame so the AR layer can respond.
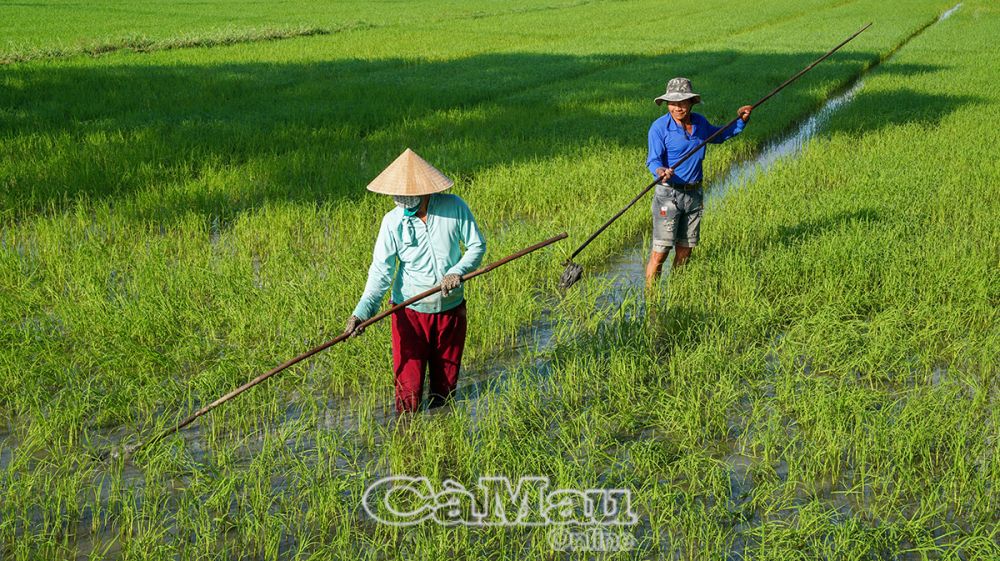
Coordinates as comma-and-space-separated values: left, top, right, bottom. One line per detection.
646, 112, 745, 185
352, 193, 486, 320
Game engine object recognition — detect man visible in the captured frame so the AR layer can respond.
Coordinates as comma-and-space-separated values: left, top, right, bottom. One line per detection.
344, 148, 486, 414
645, 77, 752, 286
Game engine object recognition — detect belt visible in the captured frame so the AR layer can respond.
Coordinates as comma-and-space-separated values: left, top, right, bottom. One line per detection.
667, 182, 702, 191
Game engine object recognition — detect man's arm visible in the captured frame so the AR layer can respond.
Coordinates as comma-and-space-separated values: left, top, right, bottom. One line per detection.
706, 106, 751, 144
444, 197, 486, 278
646, 122, 667, 176
351, 217, 398, 321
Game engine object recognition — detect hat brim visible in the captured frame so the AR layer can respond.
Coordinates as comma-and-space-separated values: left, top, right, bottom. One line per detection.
654, 93, 701, 106
368, 182, 451, 196
366, 148, 454, 195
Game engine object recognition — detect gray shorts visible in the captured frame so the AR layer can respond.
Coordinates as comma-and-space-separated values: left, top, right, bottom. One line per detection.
651, 185, 703, 252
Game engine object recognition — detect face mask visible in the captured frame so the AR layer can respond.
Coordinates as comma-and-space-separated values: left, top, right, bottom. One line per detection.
393, 195, 422, 216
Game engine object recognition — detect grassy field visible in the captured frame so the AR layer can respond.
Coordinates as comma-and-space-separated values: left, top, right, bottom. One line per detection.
1, 0, 997, 559
0, 0, 604, 63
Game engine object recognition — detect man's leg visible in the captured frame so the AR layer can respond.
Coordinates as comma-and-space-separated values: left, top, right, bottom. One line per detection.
391, 305, 429, 414
645, 249, 670, 287
671, 191, 702, 268
649, 189, 677, 288
672, 245, 692, 267
427, 301, 467, 409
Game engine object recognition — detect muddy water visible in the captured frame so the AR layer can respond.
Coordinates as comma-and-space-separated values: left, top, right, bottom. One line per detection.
2, 4, 963, 556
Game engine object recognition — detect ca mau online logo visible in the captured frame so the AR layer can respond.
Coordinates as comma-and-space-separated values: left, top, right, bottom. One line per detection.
362, 475, 638, 527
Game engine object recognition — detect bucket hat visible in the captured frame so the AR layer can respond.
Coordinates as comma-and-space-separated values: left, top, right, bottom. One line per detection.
654, 77, 702, 106
366, 148, 454, 195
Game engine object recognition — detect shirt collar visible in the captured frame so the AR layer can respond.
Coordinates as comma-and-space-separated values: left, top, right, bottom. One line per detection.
398, 194, 437, 244
399, 194, 435, 218
666, 114, 697, 134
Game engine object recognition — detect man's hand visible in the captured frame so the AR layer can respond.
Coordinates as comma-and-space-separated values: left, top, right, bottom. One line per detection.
655, 167, 674, 184
441, 274, 462, 297
344, 315, 365, 338
737, 105, 753, 122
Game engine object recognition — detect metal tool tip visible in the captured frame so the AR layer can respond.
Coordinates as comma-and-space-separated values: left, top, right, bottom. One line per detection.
558, 261, 583, 290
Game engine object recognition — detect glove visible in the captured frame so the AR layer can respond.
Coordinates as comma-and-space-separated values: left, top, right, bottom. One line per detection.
344, 315, 365, 338
440, 274, 462, 297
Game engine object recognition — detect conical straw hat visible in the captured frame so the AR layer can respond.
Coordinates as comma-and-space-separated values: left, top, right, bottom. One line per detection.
366, 148, 454, 196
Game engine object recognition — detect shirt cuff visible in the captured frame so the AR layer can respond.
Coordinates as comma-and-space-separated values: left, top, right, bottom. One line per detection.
352, 300, 375, 321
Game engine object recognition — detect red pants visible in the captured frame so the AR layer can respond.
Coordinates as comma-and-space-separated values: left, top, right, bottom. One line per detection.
390, 301, 467, 413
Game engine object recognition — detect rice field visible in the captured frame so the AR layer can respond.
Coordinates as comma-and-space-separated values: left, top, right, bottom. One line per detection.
1, 0, 997, 559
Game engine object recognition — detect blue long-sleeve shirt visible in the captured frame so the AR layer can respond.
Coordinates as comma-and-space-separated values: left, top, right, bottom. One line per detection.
646, 113, 745, 185
352, 193, 486, 320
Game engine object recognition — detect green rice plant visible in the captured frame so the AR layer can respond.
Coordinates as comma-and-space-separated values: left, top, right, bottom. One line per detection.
0, 26, 333, 65
3, 0, 998, 559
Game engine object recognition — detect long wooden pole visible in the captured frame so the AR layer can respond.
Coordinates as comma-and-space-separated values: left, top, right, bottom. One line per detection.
135, 232, 568, 452
564, 23, 872, 264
